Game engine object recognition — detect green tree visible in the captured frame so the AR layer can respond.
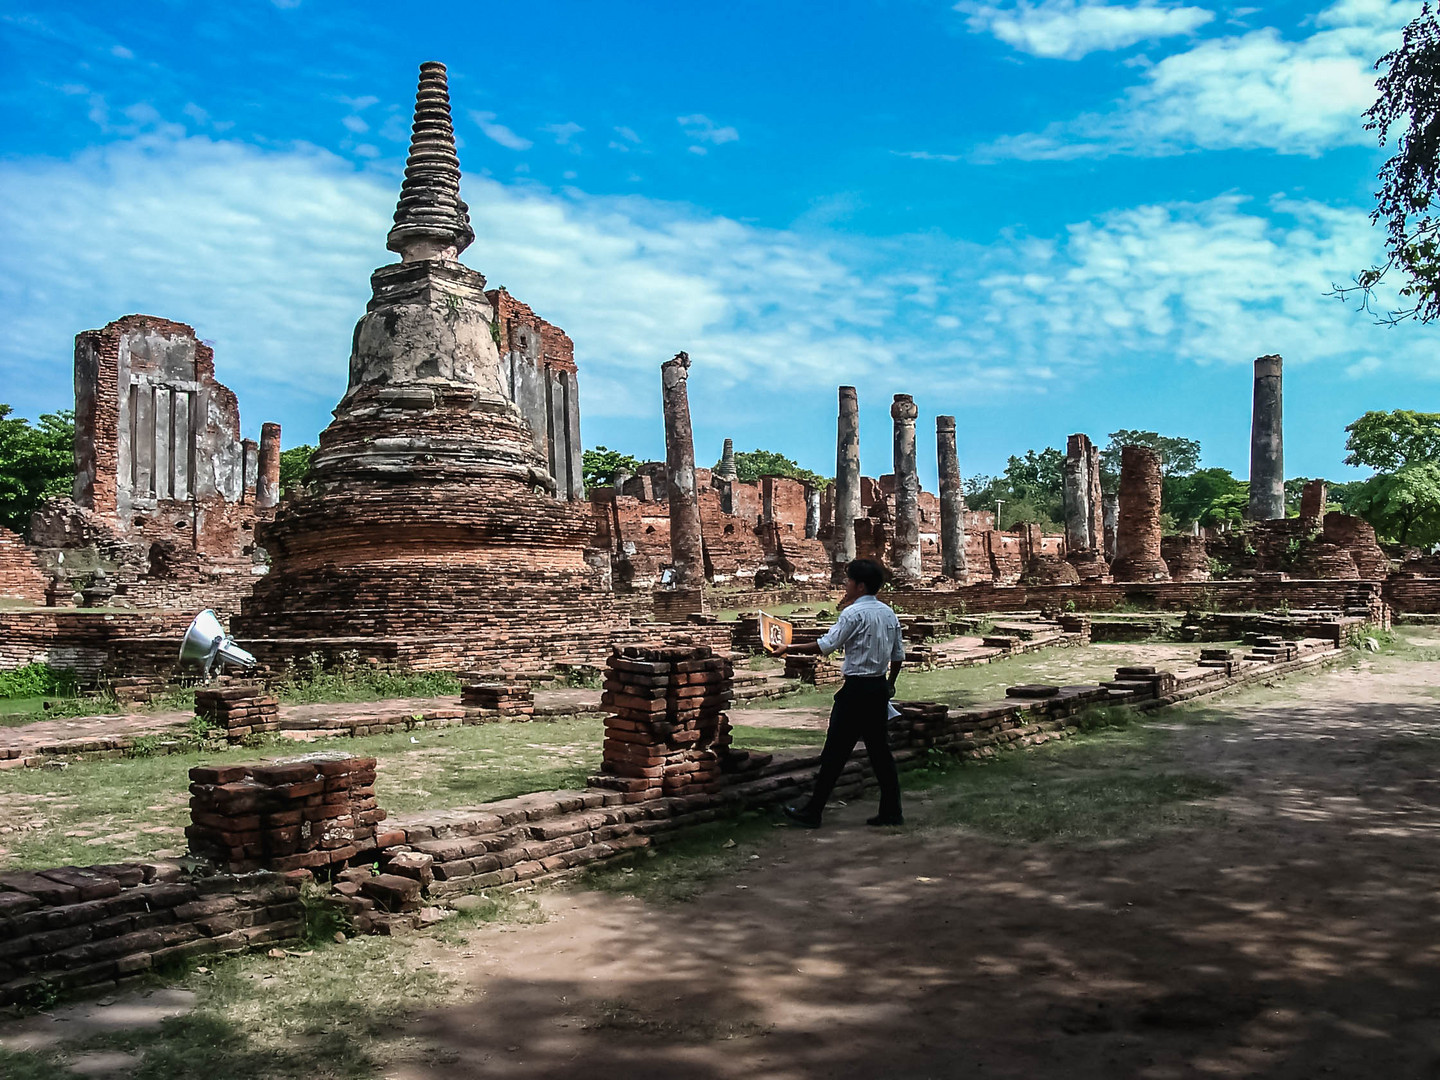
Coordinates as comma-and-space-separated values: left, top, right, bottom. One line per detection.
1099, 430, 1202, 487
0, 405, 74, 536
1348, 463, 1440, 546
1164, 468, 1247, 527
582, 446, 641, 490
1000, 448, 1064, 525
1343, 410, 1440, 472
1338, 6, 1440, 323
279, 445, 315, 496
725, 449, 829, 488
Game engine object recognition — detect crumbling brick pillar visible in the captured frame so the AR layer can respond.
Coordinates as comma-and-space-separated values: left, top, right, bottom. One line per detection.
1102, 492, 1119, 560
661, 352, 705, 589
1248, 354, 1284, 521
241, 439, 259, 502
591, 645, 734, 801
936, 415, 966, 581
1299, 478, 1326, 521
833, 386, 861, 578
256, 422, 282, 508
1111, 446, 1170, 582
889, 394, 922, 583
187, 754, 384, 873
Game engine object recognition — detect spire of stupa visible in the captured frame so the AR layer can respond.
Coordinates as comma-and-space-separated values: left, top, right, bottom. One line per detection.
386, 61, 475, 262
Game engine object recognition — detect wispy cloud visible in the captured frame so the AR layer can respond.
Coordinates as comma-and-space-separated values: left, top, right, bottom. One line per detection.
892, 150, 963, 162
469, 110, 532, 151
678, 114, 739, 155
543, 121, 583, 146
959, 0, 1214, 59
980, 0, 1420, 157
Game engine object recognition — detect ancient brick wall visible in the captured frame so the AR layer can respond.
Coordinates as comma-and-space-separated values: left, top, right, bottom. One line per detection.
488, 289, 584, 500
0, 527, 47, 604
0, 862, 303, 1006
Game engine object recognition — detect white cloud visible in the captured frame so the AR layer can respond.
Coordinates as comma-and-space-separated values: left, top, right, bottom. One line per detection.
960, 0, 1213, 59
543, 121, 583, 146
982, 0, 1421, 157
893, 150, 963, 162
0, 132, 1430, 447
677, 114, 739, 151
341, 115, 367, 134
469, 110, 532, 151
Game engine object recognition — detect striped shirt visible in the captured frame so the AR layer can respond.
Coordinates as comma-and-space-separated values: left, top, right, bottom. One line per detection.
815, 594, 906, 677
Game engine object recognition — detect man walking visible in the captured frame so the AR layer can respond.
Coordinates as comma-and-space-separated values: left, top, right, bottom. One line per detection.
776, 558, 905, 828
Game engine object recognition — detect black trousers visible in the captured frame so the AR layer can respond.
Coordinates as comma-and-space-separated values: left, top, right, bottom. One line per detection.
803, 675, 902, 819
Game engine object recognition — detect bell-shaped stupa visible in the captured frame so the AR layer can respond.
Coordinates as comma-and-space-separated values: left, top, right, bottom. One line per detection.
235, 62, 615, 664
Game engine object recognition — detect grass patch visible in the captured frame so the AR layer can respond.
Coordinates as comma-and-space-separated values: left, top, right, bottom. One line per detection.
271, 653, 462, 705
581, 813, 775, 903
909, 724, 1227, 845
0, 935, 454, 1079
0, 718, 607, 871
727, 724, 826, 751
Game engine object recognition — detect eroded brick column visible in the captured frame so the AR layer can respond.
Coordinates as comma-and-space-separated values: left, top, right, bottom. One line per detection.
833, 386, 861, 577
256, 422, 282, 508
661, 351, 705, 588
890, 394, 921, 583
936, 415, 966, 581
1248, 354, 1284, 521
1299, 478, 1326, 521
1111, 446, 1170, 582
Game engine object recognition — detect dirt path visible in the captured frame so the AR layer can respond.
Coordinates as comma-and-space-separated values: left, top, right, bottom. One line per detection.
385, 653, 1440, 1080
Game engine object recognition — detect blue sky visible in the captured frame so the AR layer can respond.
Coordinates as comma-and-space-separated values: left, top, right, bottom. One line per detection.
1, 0, 1434, 490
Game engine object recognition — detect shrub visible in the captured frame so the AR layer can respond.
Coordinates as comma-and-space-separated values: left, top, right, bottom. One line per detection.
0, 662, 79, 699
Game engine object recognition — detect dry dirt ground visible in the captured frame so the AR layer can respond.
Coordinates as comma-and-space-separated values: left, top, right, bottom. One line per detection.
389, 647, 1440, 1080
8, 642, 1440, 1079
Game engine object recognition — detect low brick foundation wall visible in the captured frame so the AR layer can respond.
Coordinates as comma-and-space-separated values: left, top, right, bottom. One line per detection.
0, 864, 303, 1006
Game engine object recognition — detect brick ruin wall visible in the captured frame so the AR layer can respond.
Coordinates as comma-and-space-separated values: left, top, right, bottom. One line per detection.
489, 289, 584, 501
28, 314, 276, 615
0, 527, 48, 604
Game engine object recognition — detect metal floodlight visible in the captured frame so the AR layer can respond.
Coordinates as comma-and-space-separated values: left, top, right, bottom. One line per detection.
179, 609, 257, 678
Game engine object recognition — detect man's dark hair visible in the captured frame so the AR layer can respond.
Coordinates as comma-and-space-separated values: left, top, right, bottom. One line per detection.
846, 558, 887, 594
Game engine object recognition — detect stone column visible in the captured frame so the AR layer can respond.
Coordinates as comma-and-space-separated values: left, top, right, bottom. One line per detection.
1086, 444, 1106, 560
661, 352, 705, 588
1111, 446, 1170, 582
716, 438, 738, 481
241, 439, 258, 502
1248, 354, 1284, 521
1063, 434, 1094, 552
256, 422, 282, 508
833, 386, 861, 577
805, 486, 821, 539
936, 416, 966, 581
889, 394, 921, 583
1102, 493, 1119, 559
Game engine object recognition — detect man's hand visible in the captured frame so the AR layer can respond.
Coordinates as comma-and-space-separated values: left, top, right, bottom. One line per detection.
771, 645, 789, 657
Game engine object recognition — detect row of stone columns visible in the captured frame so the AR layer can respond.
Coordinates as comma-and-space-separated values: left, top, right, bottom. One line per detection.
659, 352, 1285, 591
831, 387, 966, 585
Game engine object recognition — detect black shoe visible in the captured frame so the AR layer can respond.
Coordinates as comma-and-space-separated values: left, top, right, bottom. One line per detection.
782, 805, 822, 829
867, 814, 905, 827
